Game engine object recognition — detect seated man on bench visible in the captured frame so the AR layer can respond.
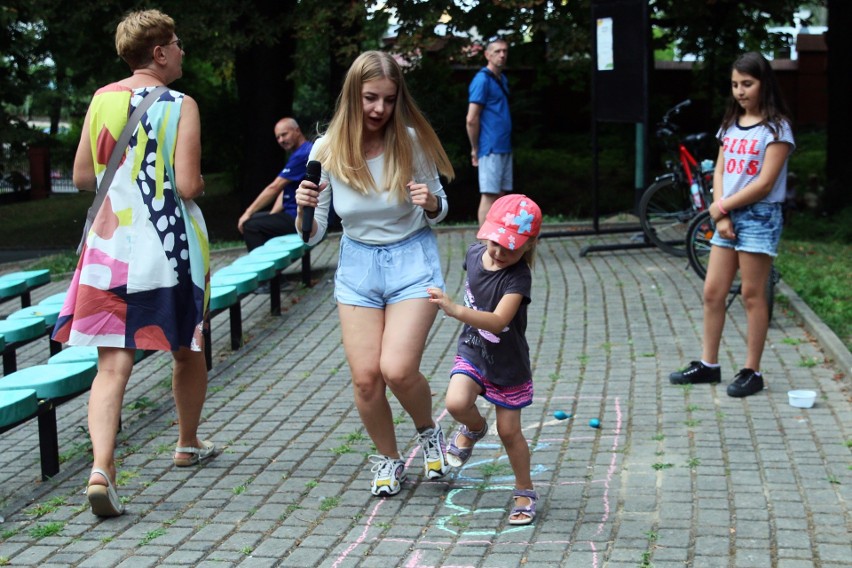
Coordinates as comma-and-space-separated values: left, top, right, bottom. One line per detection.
237, 117, 313, 253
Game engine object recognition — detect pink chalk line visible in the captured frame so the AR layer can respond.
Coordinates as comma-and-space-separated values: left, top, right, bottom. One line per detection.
331, 409, 450, 568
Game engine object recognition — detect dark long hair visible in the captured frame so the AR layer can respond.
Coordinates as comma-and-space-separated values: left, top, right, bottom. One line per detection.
719, 52, 791, 138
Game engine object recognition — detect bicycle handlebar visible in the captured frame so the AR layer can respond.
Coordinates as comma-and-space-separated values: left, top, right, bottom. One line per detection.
656, 99, 692, 139
664, 99, 691, 121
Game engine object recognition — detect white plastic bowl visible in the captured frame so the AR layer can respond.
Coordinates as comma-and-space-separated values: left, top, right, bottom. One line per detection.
788, 390, 817, 409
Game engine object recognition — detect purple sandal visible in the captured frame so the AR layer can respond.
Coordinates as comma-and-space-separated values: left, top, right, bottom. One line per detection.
509, 489, 537, 525
446, 422, 488, 467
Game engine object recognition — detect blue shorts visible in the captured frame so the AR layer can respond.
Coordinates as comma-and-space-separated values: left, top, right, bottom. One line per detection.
710, 202, 783, 257
335, 228, 445, 308
478, 152, 513, 195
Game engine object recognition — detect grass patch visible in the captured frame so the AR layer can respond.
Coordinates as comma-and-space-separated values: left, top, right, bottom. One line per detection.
138, 527, 166, 546
25, 496, 67, 518
777, 208, 851, 352
29, 522, 64, 539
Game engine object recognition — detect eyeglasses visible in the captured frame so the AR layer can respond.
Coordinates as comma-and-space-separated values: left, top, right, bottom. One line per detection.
163, 38, 183, 51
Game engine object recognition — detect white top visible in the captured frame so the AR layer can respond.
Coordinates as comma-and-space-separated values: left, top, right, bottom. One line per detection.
299, 130, 449, 246
716, 119, 795, 203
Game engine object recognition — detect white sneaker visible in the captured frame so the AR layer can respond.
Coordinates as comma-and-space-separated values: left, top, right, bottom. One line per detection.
416, 423, 450, 480
369, 455, 406, 496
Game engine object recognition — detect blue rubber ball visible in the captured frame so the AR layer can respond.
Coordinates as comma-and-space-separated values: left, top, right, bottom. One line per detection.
554, 410, 570, 420
589, 418, 601, 428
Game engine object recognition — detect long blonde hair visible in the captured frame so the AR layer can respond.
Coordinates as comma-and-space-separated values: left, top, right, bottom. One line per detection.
315, 51, 454, 200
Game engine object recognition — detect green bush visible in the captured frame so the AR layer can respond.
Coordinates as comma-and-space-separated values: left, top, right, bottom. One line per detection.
787, 129, 826, 187
514, 129, 636, 219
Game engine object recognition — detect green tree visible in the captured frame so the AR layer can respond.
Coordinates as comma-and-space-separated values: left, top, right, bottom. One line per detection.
650, 0, 819, 121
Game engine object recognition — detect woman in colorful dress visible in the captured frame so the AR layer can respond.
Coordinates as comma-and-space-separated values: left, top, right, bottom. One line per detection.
52, 9, 215, 517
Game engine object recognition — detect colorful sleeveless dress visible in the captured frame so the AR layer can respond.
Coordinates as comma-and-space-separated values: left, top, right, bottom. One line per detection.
52, 84, 210, 352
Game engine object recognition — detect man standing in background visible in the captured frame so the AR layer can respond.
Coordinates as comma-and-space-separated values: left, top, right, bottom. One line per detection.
466, 37, 512, 225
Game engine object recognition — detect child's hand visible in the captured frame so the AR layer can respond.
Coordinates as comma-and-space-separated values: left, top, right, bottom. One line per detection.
716, 216, 736, 240
426, 287, 454, 315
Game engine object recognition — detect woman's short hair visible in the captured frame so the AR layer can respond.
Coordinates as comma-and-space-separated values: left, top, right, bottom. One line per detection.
115, 9, 175, 69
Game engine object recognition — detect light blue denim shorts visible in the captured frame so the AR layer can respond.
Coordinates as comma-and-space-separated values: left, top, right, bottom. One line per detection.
478, 152, 513, 195
710, 201, 783, 257
335, 228, 445, 308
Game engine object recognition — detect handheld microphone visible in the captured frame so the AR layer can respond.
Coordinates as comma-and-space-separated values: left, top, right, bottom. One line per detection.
301, 160, 321, 243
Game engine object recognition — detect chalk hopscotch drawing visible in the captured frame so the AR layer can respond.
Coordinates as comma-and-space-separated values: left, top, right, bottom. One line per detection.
436, 442, 549, 536
333, 397, 623, 568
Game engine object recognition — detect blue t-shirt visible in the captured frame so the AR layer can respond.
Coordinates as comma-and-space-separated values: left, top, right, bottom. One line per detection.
468, 68, 512, 157
277, 140, 313, 217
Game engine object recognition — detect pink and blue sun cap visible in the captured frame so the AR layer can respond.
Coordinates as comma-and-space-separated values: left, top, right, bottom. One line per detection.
476, 194, 542, 250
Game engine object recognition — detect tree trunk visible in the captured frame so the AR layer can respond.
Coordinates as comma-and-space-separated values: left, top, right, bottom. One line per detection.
824, 0, 851, 212
234, 0, 298, 208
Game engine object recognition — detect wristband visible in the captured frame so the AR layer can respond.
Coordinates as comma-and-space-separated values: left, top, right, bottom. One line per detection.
717, 199, 728, 216
428, 196, 443, 216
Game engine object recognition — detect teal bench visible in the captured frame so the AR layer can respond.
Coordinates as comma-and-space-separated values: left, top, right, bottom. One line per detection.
37, 292, 67, 307
0, 269, 51, 308
218, 258, 284, 314
265, 234, 312, 287
0, 361, 97, 480
47, 346, 146, 365
204, 285, 240, 370
234, 239, 308, 314
0, 315, 53, 374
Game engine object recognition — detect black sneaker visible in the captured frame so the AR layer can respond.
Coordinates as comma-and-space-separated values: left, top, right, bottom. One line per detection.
669, 361, 722, 385
726, 368, 764, 398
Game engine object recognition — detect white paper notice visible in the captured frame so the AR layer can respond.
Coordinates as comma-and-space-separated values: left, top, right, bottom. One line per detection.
597, 17, 614, 71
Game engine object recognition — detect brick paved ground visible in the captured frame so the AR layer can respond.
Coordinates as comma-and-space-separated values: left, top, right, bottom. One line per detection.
0, 227, 849, 567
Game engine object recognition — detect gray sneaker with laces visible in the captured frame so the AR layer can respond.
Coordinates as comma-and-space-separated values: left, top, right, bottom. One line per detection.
416, 423, 450, 480
369, 455, 406, 496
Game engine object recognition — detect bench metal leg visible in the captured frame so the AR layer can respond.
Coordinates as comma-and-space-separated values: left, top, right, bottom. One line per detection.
229, 303, 243, 351
3, 349, 16, 375
49, 339, 62, 357
301, 251, 312, 287
21, 291, 32, 309
37, 402, 59, 480
203, 319, 212, 371
269, 274, 281, 316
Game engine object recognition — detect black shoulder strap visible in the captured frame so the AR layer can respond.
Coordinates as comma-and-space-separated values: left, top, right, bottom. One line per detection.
481, 68, 509, 100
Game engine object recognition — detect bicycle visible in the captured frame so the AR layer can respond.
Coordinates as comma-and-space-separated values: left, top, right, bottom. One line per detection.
638, 99, 715, 257
685, 210, 780, 323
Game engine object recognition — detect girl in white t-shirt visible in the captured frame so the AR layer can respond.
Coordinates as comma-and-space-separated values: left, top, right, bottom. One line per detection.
670, 52, 795, 398
295, 51, 455, 496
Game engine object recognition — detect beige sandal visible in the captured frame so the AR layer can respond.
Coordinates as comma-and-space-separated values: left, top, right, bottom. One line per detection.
173, 440, 216, 467
87, 468, 124, 517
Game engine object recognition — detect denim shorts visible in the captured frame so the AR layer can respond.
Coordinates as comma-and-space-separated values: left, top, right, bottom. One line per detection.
478, 152, 513, 195
710, 201, 783, 257
335, 228, 445, 308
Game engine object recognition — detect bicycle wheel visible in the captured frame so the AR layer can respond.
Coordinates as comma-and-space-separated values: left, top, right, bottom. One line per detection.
687, 210, 742, 302
638, 177, 696, 257
686, 210, 714, 279
766, 266, 780, 324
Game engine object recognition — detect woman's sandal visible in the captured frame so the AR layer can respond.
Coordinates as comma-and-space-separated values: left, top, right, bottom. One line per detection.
508, 488, 537, 525
86, 468, 125, 517
173, 440, 216, 467
447, 422, 488, 468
